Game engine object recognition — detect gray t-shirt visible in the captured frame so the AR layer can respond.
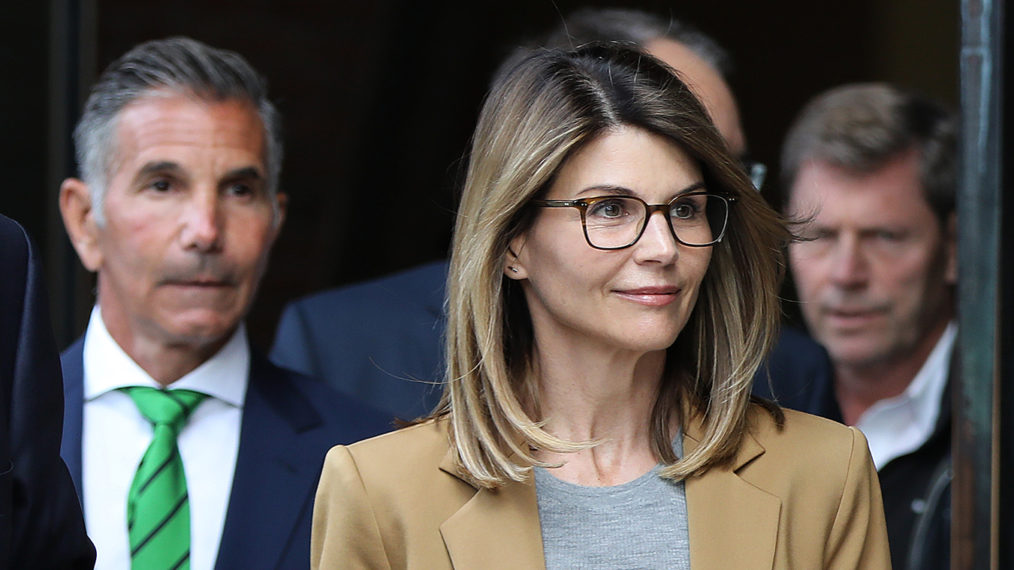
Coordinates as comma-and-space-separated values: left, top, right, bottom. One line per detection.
534, 440, 690, 569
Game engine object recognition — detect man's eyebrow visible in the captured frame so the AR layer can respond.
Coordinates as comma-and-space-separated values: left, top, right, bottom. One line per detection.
136, 161, 184, 178
222, 166, 264, 181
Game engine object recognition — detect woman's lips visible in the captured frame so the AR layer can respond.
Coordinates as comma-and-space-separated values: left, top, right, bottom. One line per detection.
614, 286, 680, 306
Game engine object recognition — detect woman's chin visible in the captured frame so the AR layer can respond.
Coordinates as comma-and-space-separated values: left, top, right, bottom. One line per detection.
610, 334, 681, 355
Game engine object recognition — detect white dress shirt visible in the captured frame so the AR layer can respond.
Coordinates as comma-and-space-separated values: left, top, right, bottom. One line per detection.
82, 307, 247, 570
856, 322, 956, 470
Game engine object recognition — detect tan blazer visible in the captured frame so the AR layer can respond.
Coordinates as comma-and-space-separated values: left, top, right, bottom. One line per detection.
312, 407, 890, 569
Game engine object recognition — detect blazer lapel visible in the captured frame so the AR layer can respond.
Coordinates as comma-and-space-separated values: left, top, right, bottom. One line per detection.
432, 414, 781, 569
438, 451, 545, 569
58, 339, 85, 500
215, 355, 326, 568
684, 425, 781, 570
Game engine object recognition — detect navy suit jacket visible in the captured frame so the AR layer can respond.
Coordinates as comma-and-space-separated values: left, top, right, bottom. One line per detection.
0, 215, 95, 569
271, 260, 834, 422
60, 339, 391, 569
751, 326, 838, 416
271, 260, 447, 420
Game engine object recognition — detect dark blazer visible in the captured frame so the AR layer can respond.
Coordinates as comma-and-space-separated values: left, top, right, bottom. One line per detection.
751, 326, 837, 417
271, 260, 448, 421
0, 215, 95, 568
272, 260, 835, 423
60, 339, 392, 569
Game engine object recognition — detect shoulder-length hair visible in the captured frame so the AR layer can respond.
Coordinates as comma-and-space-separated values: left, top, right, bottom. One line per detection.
439, 43, 788, 488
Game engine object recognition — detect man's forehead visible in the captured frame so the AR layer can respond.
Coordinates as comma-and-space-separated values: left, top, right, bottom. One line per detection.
790, 156, 936, 224
109, 92, 266, 172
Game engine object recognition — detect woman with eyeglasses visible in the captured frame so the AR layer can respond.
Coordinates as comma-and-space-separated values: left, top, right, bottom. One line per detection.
311, 44, 890, 569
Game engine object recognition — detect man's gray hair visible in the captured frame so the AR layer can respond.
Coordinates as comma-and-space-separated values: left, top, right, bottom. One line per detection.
73, 36, 283, 224
780, 83, 956, 222
542, 8, 733, 78
491, 9, 734, 102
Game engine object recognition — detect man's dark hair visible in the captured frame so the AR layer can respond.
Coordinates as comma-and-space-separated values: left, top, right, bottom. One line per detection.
781, 83, 956, 222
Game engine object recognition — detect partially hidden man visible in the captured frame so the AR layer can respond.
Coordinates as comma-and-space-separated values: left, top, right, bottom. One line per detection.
764, 83, 957, 570
0, 214, 95, 568
58, 37, 390, 569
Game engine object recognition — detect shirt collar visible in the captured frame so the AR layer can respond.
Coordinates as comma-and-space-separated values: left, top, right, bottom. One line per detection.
856, 321, 955, 468
82, 305, 249, 407
899, 321, 956, 415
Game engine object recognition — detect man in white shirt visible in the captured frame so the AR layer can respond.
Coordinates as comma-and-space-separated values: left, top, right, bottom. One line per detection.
57, 37, 390, 569
778, 83, 957, 570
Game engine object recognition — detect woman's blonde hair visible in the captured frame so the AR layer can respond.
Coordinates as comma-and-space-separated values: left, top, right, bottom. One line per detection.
438, 44, 788, 488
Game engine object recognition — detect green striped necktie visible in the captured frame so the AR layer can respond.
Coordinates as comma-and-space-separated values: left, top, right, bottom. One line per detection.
122, 387, 209, 570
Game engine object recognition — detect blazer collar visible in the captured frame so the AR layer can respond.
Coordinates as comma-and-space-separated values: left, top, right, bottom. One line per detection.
684, 415, 781, 570
59, 339, 85, 501
438, 447, 546, 569
433, 414, 780, 570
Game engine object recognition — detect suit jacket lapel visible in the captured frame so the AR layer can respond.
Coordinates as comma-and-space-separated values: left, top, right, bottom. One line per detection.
58, 339, 85, 500
215, 354, 325, 568
438, 450, 545, 569
684, 423, 781, 570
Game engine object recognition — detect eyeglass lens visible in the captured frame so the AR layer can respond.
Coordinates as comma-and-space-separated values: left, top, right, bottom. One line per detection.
583, 194, 728, 248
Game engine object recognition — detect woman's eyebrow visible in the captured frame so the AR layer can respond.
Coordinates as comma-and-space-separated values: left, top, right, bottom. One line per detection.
673, 181, 706, 196
573, 181, 706, 200
658, 181, 708, 203
574, 185, 636, 197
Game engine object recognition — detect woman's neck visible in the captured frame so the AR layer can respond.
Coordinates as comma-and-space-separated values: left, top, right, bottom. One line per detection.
531, 341, 668, 486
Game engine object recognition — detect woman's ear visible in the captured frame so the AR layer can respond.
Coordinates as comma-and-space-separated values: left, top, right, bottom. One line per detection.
504, 236, 529, 280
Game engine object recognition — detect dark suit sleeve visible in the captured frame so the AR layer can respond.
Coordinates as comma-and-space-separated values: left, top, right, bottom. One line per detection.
751, 327, 842, 422
269, 261, 448, 421
0, 215, 95, 568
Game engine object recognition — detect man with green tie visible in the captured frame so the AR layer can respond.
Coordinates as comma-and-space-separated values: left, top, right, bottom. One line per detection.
57, 37, 389, 569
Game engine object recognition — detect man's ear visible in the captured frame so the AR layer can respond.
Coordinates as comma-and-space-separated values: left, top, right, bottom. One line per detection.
272, 191, 288, 234
504, 234, 529, 280
59, 178, 103, 272
944, 212, 957, 285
